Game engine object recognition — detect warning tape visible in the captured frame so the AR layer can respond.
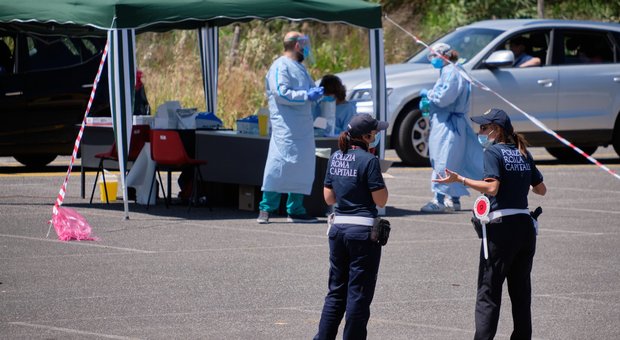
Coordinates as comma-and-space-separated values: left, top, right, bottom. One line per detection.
384, 15, 620, 181
52, 40, 110, 217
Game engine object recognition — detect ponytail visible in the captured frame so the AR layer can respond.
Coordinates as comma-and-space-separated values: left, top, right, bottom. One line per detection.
338, 131, 351, 153
513, 132, 529, 157
498, 126, 530, 157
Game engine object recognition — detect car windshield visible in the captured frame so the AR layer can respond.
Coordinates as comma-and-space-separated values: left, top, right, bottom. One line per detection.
407, 27, 503, 64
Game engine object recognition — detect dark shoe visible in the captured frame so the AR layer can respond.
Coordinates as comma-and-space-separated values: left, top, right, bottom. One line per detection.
287, 214, 319, 223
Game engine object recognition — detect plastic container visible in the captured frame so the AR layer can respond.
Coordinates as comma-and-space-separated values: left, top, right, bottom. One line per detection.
236, 115, 259, 134
257, 108, 269, 136
99, 170, 118, 202
319, 96, 336, 136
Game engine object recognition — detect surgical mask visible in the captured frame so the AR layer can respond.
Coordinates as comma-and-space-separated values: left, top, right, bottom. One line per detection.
321, 95, 336, 102
478, 130, 495, 148
369, 132, 381, 148
430, 57, 444, 69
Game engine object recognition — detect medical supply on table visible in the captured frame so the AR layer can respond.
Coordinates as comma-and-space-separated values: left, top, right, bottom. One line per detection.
176, 108, 198, 129
236, 115, 259, 134
257, 108, 270, 136
195, 111, 223, 129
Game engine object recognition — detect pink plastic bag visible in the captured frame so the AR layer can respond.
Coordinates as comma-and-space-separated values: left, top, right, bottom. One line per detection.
51, 207, 97, 241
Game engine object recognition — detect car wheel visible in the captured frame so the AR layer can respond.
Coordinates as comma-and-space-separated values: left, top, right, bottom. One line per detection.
395, 108, 431, 166
13, 154, 57, 168
613, 118, 620, 157
545, 146, 597, 163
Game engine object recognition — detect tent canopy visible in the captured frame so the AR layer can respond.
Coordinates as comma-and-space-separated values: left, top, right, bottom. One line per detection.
0, 0, 382, 34
0, 0, 385, 218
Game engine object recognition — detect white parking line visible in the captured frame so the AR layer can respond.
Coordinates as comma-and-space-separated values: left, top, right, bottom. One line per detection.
8, 322, 142, 339
0, 233, 153, 253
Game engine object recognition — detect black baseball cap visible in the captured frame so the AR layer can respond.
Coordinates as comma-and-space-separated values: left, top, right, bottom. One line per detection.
471, 108, 514, 134
347, 113, 389, 137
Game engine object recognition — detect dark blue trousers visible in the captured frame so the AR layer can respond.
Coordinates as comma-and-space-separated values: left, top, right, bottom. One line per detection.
474, 214, 536, 340
314, 223, 382, 340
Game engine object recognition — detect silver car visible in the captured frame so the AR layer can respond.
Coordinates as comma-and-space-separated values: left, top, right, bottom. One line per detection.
337, 19, 620, 165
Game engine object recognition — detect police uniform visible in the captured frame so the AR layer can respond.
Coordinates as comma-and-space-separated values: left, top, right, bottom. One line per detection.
314, 143, 386, 340
474, 143, 544, 340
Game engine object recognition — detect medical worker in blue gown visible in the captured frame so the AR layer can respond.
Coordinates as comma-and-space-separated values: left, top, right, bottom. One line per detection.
257, 31, 325, 224
420, 43, 483, 213
313, 74, 357, 135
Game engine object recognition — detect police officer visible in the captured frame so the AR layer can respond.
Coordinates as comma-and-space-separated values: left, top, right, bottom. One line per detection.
314, 113, 389, 340
434, 108, 547, 340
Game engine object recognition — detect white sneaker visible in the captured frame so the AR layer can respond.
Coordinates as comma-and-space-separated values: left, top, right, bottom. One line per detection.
421, 200, 448, 213
256, 211, 269, 224
443, 198, 460, 212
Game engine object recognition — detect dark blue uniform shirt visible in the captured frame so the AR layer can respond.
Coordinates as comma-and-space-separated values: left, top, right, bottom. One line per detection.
483, 143, 543, 211
324, 148, 385, 218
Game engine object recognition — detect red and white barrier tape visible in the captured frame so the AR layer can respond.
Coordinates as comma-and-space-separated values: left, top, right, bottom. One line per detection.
52, 40, 110, 217
385, 15, 620, 181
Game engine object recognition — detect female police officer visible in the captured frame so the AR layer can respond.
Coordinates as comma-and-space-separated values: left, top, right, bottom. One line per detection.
433, 108, 546, 340
314, 113, 389, 340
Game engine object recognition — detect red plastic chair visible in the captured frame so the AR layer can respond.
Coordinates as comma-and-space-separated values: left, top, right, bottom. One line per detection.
147, 130, 207, 210
89, 125, 151, 204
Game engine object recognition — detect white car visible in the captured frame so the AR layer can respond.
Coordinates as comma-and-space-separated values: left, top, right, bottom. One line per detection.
337, 19, 620, 165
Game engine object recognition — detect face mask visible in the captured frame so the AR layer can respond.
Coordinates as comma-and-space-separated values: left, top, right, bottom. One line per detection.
369, 132, 381, 148
321, 95, 336, 102
477, 130, 495, 148
430, 57, 444, 69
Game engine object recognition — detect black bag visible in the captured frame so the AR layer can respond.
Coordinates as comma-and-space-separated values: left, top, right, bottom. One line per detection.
471, 213, 483, 239
371, 218, 391, 246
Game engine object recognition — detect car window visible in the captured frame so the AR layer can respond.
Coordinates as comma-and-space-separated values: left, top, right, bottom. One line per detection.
495, 30, 550, 68
407, 28, 503, 65
0, 35, 15, 75
558, 30, 614, 65
20, 34, 103, 72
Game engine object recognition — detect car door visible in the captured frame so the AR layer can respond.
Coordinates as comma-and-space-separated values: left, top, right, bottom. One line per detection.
553, 28, 620, 137
470, 29, 559, 134
16, 34, 106, 152
0, 34, 29, 149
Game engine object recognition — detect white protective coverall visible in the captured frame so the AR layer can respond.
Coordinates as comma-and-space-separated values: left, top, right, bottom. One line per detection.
427, 63, 483, 198
262, 56, 316, 195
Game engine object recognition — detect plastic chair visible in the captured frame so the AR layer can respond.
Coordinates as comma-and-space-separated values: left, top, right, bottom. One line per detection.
147, 130, 207, 211
89, 124, 151, 204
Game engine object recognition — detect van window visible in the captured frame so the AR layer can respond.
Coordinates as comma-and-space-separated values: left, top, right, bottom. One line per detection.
21, 34, 103, 72
559, 30, 614, 65
0, 35, 15, 75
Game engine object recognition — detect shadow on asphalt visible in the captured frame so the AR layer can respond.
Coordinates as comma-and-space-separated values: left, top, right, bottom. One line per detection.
62, 201, 262, 221
0, 165, 81, 174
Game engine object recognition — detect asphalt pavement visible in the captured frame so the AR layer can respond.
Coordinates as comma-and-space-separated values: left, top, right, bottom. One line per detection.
0, 148, 619, 339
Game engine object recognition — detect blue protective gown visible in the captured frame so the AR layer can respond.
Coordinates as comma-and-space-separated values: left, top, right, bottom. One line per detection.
427, 63, 483, 198
262, 56, 316, 195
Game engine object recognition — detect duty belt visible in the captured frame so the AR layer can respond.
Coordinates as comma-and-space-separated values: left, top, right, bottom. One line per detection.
486, 208, 530, 223
333, 216, 375, 226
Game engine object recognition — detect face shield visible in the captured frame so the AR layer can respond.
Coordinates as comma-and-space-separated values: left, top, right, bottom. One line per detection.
294, 35, 314, 64
427, 42, 451, 61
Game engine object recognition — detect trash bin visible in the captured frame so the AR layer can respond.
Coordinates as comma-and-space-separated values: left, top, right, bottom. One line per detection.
99, 170, 118, 202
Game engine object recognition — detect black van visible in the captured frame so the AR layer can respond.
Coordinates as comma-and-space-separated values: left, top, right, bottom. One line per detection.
0, 29, 110, 167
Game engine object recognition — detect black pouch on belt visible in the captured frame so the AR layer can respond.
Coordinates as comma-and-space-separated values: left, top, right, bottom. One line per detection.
471, 213, 483, 239
370, 218, 391, 246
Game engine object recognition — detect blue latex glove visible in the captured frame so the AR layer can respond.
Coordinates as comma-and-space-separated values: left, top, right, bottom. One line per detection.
307, 86, 324, 101
420, 88, 428, 97
419, 96, 430, 117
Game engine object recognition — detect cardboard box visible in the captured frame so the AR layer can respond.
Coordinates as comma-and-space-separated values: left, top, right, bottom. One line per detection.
238, 184, 260, 211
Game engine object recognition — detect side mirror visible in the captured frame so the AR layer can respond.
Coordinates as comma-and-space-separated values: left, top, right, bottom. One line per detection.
484, 50, 515, 68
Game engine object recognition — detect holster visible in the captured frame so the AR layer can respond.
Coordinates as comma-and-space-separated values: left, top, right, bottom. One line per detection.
471, 214, 483, 239
370, 218, 391, 246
